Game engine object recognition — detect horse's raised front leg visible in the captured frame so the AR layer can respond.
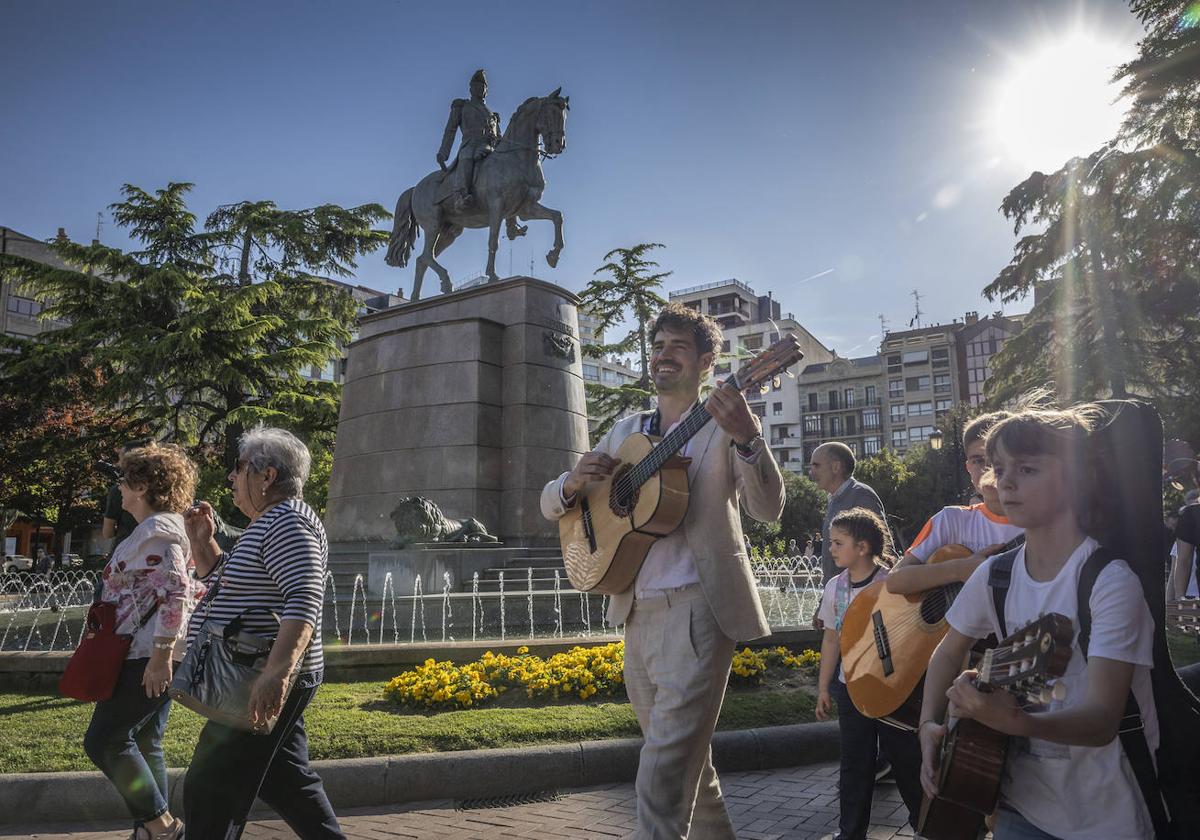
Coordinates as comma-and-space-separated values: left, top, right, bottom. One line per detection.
519, 202, 565, 268
486, 205, 503, 283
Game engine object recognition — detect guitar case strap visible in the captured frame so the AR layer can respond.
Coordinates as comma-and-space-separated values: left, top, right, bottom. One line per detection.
1076, 548, 1172, 839
988, 545, 1171, 838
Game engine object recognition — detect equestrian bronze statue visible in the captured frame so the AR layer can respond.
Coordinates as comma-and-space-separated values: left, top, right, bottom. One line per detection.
385, 72, 569, 300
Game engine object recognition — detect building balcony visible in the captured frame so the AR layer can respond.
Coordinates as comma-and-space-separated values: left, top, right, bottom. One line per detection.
802, 397, 882, 413
771, 433, 805, 447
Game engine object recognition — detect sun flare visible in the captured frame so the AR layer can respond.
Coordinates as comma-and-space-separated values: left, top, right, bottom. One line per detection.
986, 30, 1135, 173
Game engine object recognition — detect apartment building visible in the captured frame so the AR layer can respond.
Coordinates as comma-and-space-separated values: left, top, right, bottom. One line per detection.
669, 279, 834, 473
302, 279, 405, 384
0, 226, 71, 341
957, 310, 1026, 406
880, 323, 963, 454
797, 355, 887, 463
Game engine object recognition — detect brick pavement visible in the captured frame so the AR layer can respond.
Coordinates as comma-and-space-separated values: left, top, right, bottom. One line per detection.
4, 762, 917, 840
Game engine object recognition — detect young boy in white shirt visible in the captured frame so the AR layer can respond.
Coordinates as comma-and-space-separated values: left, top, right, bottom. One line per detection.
917, 404, 1157, 840
887, 411, 1023, 596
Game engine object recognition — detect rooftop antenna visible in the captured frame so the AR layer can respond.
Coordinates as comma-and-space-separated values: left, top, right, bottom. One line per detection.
909, 289, 924, 328
878, 313, 889, 335
94, 211, 104, 243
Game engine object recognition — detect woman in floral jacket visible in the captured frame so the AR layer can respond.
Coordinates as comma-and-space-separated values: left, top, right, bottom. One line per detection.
84, 443, 203, 840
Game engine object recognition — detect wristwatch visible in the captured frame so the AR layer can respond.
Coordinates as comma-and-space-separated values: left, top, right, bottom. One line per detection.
152, 641, 175, 651
734, 434, 765, 457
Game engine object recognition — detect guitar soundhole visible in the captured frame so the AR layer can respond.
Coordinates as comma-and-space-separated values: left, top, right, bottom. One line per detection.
609, 464, 639, 517
920, 582, 963, 625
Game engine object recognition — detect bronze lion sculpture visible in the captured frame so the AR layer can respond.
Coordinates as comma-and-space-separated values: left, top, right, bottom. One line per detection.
389, 496, 498, 549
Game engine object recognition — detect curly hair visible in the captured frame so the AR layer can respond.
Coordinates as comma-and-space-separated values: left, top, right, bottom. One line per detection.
829, 506, 896, 568
648, 302, 724, 358
119, 443, 198, 514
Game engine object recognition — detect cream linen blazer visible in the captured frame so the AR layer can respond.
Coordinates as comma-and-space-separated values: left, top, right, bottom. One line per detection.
540, 411, 784, 642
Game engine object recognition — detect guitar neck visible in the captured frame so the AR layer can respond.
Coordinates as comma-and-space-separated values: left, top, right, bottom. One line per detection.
623, 401, 714, 492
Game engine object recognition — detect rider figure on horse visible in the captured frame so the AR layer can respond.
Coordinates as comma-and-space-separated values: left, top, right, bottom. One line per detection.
436, 69, 501, 207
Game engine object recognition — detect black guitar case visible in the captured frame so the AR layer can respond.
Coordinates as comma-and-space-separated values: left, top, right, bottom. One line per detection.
1088, 400, 1200, 839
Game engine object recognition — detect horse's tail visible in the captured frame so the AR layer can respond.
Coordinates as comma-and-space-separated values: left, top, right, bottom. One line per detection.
385, 187, 419, 268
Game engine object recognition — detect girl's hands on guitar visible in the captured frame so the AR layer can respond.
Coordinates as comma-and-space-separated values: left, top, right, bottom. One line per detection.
946, 669, 1024, 734
918, 720, 947, 798
563, 452, 622, 499
709, 380, 761, 445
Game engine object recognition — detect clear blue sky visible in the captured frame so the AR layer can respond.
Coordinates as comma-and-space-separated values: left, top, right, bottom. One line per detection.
1, 0, 1141, 356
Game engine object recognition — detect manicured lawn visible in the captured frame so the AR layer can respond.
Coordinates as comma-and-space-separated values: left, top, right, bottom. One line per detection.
0, 676, 817, 774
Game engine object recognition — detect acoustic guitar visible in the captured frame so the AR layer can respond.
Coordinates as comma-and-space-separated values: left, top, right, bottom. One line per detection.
560, 335, 804, 594
918, 612, 1073, 840
840, 537, 1024, 727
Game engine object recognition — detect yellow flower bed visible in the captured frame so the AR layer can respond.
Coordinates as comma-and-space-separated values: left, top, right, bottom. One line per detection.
729, 645, 821, 685
385, 642, 626, 711
385, 642, 819, 711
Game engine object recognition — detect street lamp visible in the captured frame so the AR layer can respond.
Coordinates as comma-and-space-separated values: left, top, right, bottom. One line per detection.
928, 429, 944, 451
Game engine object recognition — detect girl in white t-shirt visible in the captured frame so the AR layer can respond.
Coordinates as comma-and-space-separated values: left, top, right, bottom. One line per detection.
917, 404, 1157, 840
814, 507, 923, 840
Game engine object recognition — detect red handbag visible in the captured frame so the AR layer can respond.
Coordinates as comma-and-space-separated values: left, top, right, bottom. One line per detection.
59, 600, 158, 702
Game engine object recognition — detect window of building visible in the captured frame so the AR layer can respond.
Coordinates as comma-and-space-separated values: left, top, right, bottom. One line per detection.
889, 403, 905, 423
905, 375, 931, 391
582, 364, 600, 381
721, 340, 730, 352
845, 415, 857, 435
750, 403, 766, 418
887, 353, 902, 374
830, 416, 842, 435
865, 385, 877, 404
932, 347, 950, 369
909, 401, 933, 417
864, 436, 881, 455
933, 373, 951, 393
848, 441, 858, 456
844, 388, 855, 408
318, 360, 337, 382
742, 334, 763, 351
863, 408, 880, 430
714, 362, 731, 375
828, 390, 839, 410
804, 415, 822, 434
903, 350, 929, 365
6, 296, 42, 317
772, 424, 790, 443
908, 425, 934, 443
936, 398, 953, 413
808, 393, 819, 412
892, 430, 907, 448
772, 402, 783, 416
603, 369, 621, 384
888, 378, 903, 398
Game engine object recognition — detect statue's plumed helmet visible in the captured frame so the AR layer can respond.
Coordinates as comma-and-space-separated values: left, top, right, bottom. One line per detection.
471, 69, 487, 87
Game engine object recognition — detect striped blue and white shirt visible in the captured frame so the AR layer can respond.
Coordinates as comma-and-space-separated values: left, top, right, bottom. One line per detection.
186, 499, 326, 675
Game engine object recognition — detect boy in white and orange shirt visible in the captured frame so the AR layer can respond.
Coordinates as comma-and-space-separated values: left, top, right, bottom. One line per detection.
887, 411, 1023, 596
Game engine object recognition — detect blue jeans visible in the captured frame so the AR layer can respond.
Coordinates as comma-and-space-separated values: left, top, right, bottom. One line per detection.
994, 807, 1063, 840
83, 657, 172, 823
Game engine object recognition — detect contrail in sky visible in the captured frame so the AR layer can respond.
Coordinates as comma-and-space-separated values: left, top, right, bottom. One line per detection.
797, 268, 835, 284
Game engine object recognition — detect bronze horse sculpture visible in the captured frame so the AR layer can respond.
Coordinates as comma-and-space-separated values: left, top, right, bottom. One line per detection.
385, 89, 569, 300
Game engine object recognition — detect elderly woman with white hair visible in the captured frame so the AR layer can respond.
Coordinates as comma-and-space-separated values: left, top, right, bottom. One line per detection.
181, 426, 343, 839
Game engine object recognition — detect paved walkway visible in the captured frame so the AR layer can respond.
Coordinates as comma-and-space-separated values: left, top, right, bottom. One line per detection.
4, 762, 916, 840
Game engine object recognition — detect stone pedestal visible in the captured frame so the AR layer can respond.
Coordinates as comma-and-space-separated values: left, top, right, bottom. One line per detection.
325, 277, 589, 547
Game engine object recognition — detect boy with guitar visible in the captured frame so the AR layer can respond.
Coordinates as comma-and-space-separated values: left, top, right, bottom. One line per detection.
541, 303, 786, 839
918, 404, 1159, 839
886, 411, 1023, 596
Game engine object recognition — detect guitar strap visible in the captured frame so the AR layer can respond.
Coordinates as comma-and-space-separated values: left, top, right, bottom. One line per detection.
987, 545, 1171, 838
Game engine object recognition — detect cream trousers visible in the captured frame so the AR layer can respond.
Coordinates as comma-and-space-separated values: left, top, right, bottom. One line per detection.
624, 584, 738, 840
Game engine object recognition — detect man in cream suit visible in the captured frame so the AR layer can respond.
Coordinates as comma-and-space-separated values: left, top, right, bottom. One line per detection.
542, 303, 785, 839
